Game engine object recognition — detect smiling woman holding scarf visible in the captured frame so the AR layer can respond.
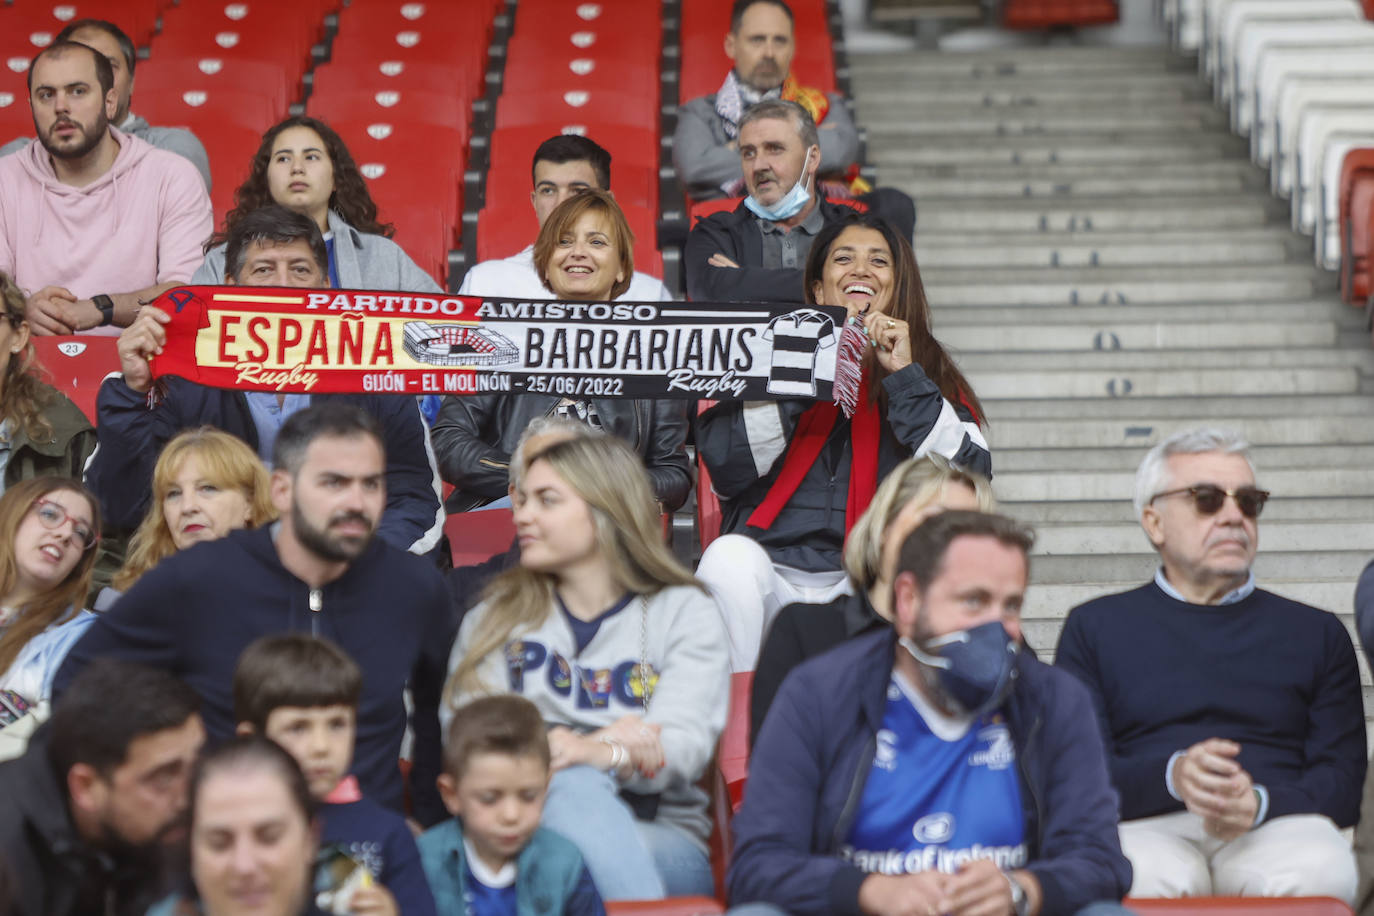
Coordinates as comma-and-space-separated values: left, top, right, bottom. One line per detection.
695, 212, 991, 672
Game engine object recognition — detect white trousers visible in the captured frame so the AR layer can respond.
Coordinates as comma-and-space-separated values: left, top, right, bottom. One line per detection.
1120, 810, 1356, 903
695, 534, 852, 672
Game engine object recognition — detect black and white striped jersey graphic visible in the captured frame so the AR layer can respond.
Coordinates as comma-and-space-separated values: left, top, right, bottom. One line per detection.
763, 309, 837, 397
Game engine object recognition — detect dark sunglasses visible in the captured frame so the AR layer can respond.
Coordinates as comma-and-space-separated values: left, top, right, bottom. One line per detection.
1149, 484, 1270, 519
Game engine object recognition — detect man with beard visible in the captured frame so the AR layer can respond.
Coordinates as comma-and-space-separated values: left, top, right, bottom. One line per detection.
0, 41, 211, 336
1056, 427, 1365, 902
728, 511, 1132, 916
0, 20, 211, 188
56, 402, 454, 826
674, 0, 860, 202
85, 205, 444, 557
0, 659, 204, 916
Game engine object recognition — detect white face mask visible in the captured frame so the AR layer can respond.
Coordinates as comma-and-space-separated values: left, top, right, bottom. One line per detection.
745, 148, 814, 221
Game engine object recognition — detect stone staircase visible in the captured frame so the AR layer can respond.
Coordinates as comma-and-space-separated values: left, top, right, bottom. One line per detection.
851, 44, 1374, 712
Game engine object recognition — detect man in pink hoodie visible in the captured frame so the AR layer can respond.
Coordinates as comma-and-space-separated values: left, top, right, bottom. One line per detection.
0, 41, 212, 337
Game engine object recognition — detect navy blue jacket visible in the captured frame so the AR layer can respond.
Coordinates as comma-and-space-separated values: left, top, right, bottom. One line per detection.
87, 376, 444, 555
729, 629, 1131, 916
52, 526, 455, 826
1057, 582, 1366, 826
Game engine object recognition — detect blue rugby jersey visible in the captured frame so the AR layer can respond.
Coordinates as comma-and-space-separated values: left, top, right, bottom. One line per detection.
841, 673, 1027, 875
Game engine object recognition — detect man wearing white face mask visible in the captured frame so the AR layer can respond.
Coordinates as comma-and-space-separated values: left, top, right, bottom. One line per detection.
727, 511, 1133, 916
687, 100, 842, 303
684, 99, 913, 304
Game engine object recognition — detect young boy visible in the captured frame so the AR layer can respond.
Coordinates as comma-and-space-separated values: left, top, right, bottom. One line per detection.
233, 634, 437, 916
423, 695, 605, 916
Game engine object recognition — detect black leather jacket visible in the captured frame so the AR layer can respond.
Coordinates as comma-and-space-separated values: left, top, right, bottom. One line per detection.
431, 394, 693, 512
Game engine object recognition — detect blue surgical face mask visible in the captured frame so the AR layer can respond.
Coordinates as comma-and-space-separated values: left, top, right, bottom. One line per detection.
900, 621, 1019, 718
744, 148, 815, 222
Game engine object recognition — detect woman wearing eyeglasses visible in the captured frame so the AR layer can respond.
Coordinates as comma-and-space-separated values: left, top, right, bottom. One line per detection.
0, 477, 101, 717
0, 272, 96, 492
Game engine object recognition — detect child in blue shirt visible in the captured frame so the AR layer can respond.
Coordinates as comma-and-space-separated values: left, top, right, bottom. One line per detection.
422, 695, 604, 916
233, 634, 437, 916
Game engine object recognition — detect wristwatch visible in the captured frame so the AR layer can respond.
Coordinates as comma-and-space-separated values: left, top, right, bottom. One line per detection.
1004, 872, 1030, 916
93, 294, 115, 327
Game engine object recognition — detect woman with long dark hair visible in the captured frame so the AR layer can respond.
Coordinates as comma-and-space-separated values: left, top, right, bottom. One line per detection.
192, 115, 439, 293
696, 212, 991, 672
0, 272, 95, 491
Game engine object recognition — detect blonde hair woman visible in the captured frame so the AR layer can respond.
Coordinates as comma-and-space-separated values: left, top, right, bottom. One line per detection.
749, 455, 993, 744
443, 435, 728, 902
103, 428, 274, 604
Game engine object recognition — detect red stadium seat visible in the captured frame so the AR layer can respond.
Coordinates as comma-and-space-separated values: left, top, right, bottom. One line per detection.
136, 57, 293, 119
488, 124, 659, 173
356, 158, 462, 244
1003, 0, 1120, 29
720, 671, 752, 812
331, 118, 466, 220
1338, 148, 1374, 305
0, 88, 30, 141
134, 86, 281, 133
500, 54, 660, 100
30, 336, 120, 424
696, 400, 722, 551
311, 60, 474, 102
385, 205, 449, 286
1126, 899, 1353, 916
7, 0, 163, 47
606, 900, 724, 916
307, 87, 469, 133
444, 508, 515, 568
495, 89, 658, 131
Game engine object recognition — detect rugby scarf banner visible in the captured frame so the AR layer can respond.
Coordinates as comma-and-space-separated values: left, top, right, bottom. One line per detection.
146, 286, 847, 401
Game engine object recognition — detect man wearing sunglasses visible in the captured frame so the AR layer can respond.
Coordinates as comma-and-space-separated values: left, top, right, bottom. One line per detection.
1055, 427, 1364, 903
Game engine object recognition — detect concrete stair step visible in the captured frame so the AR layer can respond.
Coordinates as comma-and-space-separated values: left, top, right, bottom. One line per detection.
980, 394, 1374, 420
892, 173, 1251, 199
925, 263, 1316, 285
851, 49, 1191, 76
921, 242, 1291, 269
994, 467, 1374, 501
858, 99, 1224, 122
957, 348, 1372, 371
864, 112, 1229, 136
1007, 497, 1374, 524
929, 300, 1359, 327
869, 135, 1249, 165
1028, 549, 1371, 583
918, 197, 1274, 232
985, 416, 1374, 449
891, 160, 1261, 183
939, 320, 1337, 351
855, 84, 1210, 108
929, 277, 1318, 306
971, 367, 1357, 399
993, 442, 1374, 472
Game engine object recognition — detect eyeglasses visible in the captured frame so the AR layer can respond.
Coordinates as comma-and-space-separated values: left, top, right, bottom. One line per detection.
31, 498, 98, 551
1149, 484, 1270, 520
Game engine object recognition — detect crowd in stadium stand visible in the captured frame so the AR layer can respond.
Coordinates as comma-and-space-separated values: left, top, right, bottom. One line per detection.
0, 1, 1371, 915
